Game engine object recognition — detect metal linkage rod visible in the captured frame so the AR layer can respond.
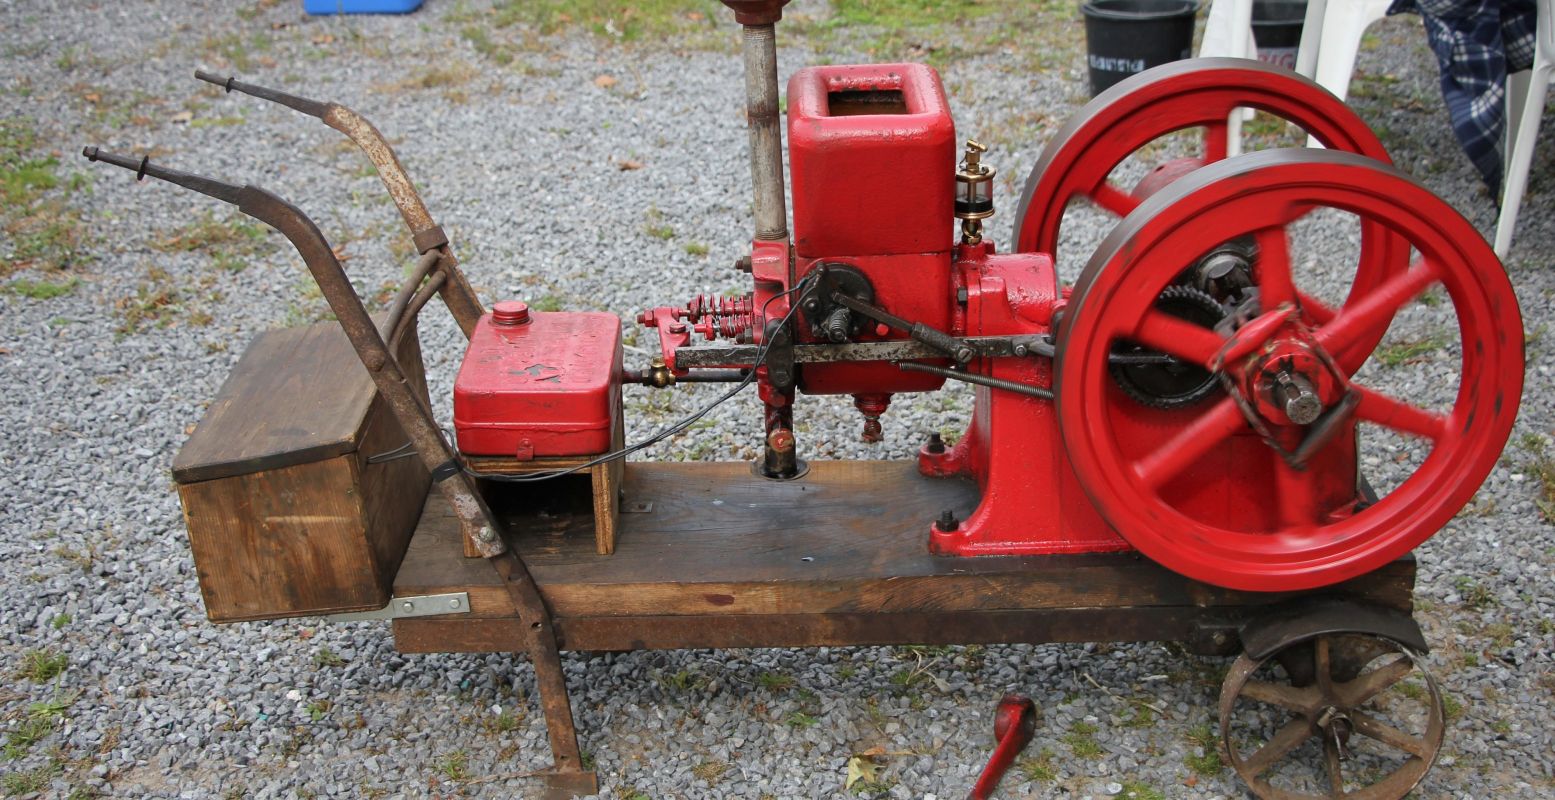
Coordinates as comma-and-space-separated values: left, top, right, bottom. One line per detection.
897, 361, 1055, 401
194, 70, 486, 337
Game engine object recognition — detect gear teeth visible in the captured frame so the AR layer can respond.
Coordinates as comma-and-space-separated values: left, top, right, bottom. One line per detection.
1109, 284, 1226, 410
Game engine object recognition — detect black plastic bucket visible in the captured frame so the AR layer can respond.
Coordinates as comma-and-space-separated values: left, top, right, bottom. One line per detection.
1081, 0, 1199, 96
1251, 0, 1307, 71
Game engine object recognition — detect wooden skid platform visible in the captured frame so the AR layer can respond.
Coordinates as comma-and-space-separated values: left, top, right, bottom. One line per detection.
392, 461, 1414, 654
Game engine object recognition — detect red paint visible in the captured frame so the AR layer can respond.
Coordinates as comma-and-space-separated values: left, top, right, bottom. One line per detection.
968, 695, 1037, 800
453, 310, 622, 457
787, 63, 955, 258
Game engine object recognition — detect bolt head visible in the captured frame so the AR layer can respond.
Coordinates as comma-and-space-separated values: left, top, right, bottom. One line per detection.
401, 600, 415, 612
477, 526, 496, 542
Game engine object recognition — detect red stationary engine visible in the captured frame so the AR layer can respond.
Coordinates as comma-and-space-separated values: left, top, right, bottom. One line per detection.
461, 40, 1522, 593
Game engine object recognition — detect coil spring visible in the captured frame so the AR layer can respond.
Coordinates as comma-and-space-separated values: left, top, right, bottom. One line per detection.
679, 293, 755, 340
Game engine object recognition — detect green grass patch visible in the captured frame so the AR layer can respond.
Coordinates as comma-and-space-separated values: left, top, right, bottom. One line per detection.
757, 671, 795, 691
1018, 749, 1056, 782
17, 649, 67, 682
1518, 435, 1555, 522
1183, 722, 1224, 776
1118, 780, 1166, 800
486, 0, 723, 42
828, 0, 1002, 28
461, 25, 514, 65
1375, 335, 1447, 366
434, 750, 470, 781
1061, 721, 1102, 758
1, 756, 64, 794
312, 648, 345, 669
683, 241, 709, 256
1454, 576, 1497, 609
5, 276, 78, 299
785, 711, 818, 728
1, 156, 58, 205
152, 212, 268, 253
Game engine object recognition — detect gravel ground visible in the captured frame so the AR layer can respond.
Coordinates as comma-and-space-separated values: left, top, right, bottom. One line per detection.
2, 1, 1553, 798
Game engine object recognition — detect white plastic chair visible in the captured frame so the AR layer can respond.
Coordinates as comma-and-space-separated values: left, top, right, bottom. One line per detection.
1203, 0, 1392, 151
1304, 0, 1395, 102
1496, 0, 1553, 257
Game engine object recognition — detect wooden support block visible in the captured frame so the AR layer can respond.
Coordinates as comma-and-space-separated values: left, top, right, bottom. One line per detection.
465, 411, 626, 556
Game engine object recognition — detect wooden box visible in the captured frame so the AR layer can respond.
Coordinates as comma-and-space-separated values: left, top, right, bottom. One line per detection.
172, 321, 430, 622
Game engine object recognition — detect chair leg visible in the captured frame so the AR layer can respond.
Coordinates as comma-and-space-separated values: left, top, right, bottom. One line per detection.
1495, 65, 1552, 257
1295, 0, 1329, 79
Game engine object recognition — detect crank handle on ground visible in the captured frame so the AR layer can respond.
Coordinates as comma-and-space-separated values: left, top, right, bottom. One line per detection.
829, 292, 976, 364
968, 695, 1037, 800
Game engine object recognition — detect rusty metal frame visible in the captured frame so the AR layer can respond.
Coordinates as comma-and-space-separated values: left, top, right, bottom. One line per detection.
80, 148, 595, 797
194, 71, 486, 338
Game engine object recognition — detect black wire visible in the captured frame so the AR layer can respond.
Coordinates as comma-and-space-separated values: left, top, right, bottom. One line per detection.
468, 274, 819, 483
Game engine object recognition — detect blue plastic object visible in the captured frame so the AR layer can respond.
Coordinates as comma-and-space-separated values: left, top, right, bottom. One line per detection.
303, 0, 423, 14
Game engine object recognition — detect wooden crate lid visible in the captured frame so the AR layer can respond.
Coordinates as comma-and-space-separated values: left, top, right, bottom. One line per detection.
173, 321, 386, 484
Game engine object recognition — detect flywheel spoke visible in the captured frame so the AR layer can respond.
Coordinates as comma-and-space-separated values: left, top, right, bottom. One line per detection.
1241, 717, 1316, 777
1090, 181, 1142, 217
1254, 226, 1298, 310
1203, 120, 1229, 163
1131, 310, 1225, 369
1133, 397, 1247, 489
1240, 679, 1319, 713
1299, 292, 1338, 325
1352, 385, 1448, 442
1347, 711, 1432, 758
1314, 636, 1336, 698
1336, 655, 1415, 707
1316, 260, 1440, 356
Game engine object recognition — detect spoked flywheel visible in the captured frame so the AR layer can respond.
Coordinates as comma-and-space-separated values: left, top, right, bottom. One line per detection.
1056, 149, 1524, 592
1220, 632, 1445, 799
1015, 58, 1409, 371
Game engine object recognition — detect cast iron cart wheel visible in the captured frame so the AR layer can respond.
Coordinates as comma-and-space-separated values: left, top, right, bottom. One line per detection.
1056, 149, 1524, 592
1219, 632, 1445, 799
1013, 58, 1407, 372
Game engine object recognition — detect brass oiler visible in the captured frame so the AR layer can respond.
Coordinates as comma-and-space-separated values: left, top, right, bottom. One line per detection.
954, 139, 996, 245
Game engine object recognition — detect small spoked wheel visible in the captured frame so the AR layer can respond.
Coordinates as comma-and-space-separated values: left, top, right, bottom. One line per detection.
1056, 149, 1524, 591
1219, 633, 1445, 799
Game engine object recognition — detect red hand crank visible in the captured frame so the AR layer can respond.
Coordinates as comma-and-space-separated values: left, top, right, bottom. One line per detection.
967, 694, 1038, 800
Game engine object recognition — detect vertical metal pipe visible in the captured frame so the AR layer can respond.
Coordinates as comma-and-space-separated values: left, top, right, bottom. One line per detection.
741, 23, 788, 241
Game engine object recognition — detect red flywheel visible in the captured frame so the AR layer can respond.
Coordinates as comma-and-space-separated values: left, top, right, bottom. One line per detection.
1014, 58, 1410, 372
1056, 150, 1524, 592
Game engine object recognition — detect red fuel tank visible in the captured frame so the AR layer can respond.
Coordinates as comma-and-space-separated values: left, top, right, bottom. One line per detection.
453, 302, 622, 458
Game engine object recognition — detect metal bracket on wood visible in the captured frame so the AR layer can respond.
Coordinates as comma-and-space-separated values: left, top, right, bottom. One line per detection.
323, 592, 471, 622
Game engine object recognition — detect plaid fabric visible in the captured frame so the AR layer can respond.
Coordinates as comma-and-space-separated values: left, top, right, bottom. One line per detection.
1388, 0, 1538, 194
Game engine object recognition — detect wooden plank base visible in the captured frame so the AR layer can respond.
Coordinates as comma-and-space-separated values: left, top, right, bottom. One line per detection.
392, 461, 1414, 653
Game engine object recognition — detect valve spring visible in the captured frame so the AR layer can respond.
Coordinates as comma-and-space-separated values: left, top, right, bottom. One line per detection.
682, 293, 755, 340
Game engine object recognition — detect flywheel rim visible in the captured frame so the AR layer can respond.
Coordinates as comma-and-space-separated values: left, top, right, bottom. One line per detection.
1013, 58, 1407, 373
1056, 149, 1524, 592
